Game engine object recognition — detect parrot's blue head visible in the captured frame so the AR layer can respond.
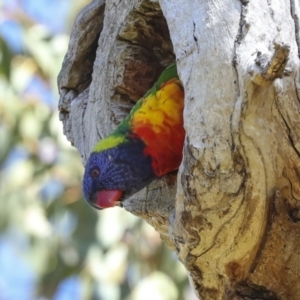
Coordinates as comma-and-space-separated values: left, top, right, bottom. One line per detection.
82, 138, 156, 209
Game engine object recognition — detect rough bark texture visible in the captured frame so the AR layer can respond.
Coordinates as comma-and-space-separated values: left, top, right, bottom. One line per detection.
58, 0, 300, 299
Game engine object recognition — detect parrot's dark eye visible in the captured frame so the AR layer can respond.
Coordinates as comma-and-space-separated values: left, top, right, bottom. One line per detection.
90, 167, 100, 178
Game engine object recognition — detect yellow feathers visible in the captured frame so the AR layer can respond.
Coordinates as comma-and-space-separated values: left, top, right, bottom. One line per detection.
131, 78, 183, 135
93, 135, 127, 152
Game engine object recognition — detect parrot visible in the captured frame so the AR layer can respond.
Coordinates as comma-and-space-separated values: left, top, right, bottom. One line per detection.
82, 63, 185, 209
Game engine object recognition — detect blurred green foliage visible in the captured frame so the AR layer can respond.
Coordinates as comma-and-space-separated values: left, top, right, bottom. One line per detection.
0, 1, 195, 299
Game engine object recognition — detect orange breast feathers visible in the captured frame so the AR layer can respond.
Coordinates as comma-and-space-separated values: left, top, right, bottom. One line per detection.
131, 78, 185, 177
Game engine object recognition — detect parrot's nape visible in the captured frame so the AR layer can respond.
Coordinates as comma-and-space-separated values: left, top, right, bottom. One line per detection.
82, 63, 185, 209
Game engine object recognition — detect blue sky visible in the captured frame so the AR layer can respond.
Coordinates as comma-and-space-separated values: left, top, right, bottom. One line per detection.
2, 0, 71, 34
0, 235, 35, 300
0, 1, 83, 299
0, 0, 71, 108
0, 234, 82, 300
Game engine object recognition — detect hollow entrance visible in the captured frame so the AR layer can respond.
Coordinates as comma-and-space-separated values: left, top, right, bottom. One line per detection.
114, 0, 175, 102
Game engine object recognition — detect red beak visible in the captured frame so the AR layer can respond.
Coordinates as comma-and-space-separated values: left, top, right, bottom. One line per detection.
94, 189, 123, 209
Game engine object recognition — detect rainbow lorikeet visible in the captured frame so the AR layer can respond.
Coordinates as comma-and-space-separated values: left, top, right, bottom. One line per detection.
83, 63, 185, 209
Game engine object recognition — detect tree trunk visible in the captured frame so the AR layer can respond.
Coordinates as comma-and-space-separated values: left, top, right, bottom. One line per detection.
58, 0, 300, 299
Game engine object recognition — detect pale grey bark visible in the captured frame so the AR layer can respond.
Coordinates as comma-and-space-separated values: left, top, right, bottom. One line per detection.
58, 0, 300, 299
